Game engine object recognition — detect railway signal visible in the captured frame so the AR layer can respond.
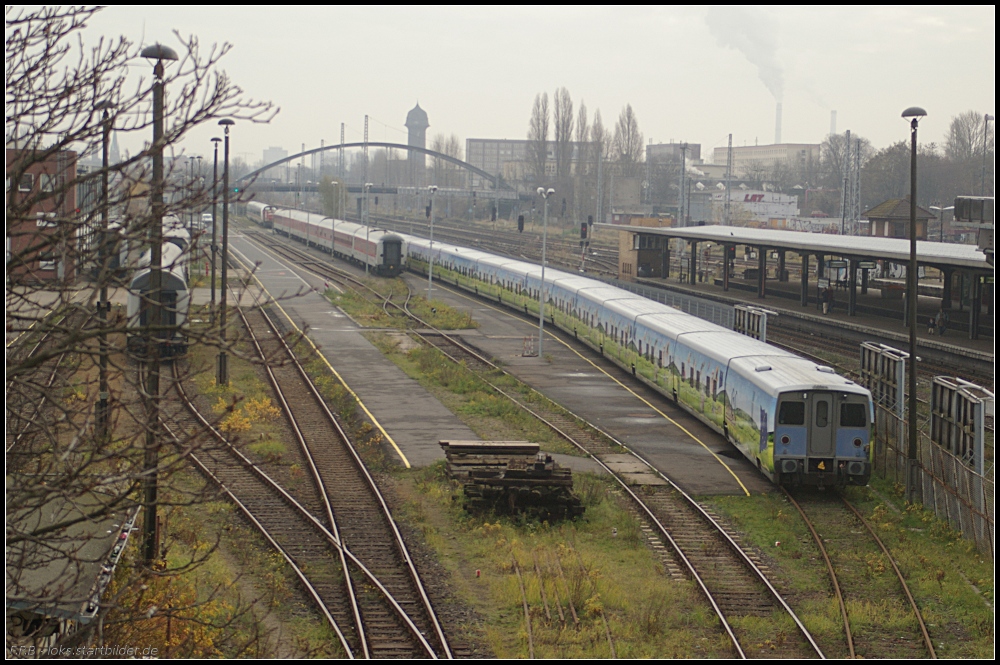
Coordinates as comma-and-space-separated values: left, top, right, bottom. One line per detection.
517, 214, 524, 232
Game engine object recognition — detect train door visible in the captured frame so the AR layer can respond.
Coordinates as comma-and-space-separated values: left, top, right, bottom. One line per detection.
384, 240, 402, 272
808, 392, 834, 456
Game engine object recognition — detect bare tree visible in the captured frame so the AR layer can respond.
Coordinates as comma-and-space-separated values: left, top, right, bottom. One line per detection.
6, 5, 275, 653
553, 87, 574, 181
945, 110, 995, 195
740, 159, 770, 190
945, 110, 994, 161
575, 101, 589, 178
590, 110, 610, 222
612, 104, 644, 177
590, 109, 609, 170
527, 92, 549, 182
820, 131, 873, 190
431, 133, 463, 187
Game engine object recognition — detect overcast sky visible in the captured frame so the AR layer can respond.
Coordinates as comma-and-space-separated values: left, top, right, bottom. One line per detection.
84, 5, 995, 166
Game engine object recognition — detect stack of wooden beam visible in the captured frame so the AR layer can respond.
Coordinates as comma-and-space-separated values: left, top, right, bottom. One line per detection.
439, 441, 583, 518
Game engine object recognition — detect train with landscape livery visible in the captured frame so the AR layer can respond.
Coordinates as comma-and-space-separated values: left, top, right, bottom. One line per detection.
404, 237, 875, 488
270, 208, 405, 277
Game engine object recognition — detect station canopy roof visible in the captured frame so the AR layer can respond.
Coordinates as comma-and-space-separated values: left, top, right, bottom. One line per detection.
597, 224, 991, 272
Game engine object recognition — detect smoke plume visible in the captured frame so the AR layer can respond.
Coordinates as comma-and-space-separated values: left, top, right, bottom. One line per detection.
706, 7, 784, 101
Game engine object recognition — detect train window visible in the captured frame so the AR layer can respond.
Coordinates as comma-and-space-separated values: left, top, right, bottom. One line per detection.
840, 403, 867, 428
778, 401, 805, 425
816, 401, 829, 427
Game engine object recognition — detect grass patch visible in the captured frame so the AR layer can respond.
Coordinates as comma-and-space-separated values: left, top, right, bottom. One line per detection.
325, 275, 477, 331
704, 478, 994, 658
395, 462, 731, 658
369, 333, 581, 457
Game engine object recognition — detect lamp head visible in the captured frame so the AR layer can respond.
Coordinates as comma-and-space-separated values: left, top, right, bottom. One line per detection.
428, 185, 438, 194
140, 44, 179, 61
211, 137, 221, 145
537, 186, 545, 196
546, 188, 555, 197
901, 106, 927, 122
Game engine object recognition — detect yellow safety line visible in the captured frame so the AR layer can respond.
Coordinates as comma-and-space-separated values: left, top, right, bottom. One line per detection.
441, 280, 752, 495
232, 239, 411, 468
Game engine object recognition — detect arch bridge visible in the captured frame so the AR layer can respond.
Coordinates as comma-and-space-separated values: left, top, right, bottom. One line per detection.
236, 141, 512, 191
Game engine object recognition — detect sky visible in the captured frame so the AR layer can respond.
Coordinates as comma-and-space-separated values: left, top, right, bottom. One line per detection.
80, 5, 996, 167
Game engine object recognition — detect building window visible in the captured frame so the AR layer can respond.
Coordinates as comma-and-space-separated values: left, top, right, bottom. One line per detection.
36, 212, 57, 227
19, 173, 34, 192
39, 253, 57, 271
40, 174, 58, 192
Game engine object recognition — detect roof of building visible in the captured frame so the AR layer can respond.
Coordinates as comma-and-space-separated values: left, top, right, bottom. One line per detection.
596, 223, 991, 272
862, 197, 934, 220
405, 103, 429, 129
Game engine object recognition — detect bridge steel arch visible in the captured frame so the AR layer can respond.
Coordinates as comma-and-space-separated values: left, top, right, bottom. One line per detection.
236, 142, 512, 191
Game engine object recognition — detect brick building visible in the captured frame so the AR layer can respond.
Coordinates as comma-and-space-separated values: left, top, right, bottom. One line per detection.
6, 147, 79, 283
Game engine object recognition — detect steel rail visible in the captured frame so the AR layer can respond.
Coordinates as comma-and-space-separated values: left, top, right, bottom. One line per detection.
226, 256, 451, 659
171, 360, 438, 658
782, 489, 855, 657
840, 495, 937, 658
159, 412, 355, 657
392, 283, 828, 658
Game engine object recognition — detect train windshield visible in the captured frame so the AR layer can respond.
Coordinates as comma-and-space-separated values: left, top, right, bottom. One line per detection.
840, 403, 867, 427
778, 401, 805, 425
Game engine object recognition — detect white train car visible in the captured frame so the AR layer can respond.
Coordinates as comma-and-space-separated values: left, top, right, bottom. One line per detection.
126, 241, 190, 357
271, 208, 404, 277
404, 235, 874, 488
246, 201, 275, 229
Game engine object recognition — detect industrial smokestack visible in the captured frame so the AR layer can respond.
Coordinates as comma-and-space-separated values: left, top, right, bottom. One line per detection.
830, 110, 837, 137
774, 102, 782, 144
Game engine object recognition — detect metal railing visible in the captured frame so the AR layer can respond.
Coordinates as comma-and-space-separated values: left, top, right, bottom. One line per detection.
610, 279, 734, 328
873, 404, 994, 557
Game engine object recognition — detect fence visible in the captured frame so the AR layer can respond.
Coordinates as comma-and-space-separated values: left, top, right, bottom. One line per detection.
873, 403, 994, 557
610, 279, 734, 329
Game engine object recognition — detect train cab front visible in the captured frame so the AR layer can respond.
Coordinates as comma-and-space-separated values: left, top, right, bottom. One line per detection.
773, 390, 873, 487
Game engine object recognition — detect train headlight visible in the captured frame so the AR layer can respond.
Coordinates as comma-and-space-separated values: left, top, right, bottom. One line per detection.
853, 437, 863, 447
780, 435, 790, 445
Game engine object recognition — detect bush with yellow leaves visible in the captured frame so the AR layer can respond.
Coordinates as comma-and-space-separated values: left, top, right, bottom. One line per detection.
213, 395, 281, 433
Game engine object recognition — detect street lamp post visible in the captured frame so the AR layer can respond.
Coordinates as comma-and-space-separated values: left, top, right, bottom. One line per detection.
94, 99, 113, 440
929, 204, 954, 243
902, 106, 926, 506
537, 187, 555, 357
427, 185, 438, 299
139, 43, 178, 564
210, 137, 221, 327
217, 118, 235, 387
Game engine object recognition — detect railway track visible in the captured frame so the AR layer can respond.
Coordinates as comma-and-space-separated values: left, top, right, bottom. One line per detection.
240, 237, 826, 658
6, 309, 86, 454
391, 281, 825, 659
164, 366, 358, 656
782, 488, 937, 659
219, 262, 456, 658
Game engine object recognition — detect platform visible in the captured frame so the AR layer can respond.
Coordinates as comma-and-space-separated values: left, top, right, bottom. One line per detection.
223, 234, 604, 476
